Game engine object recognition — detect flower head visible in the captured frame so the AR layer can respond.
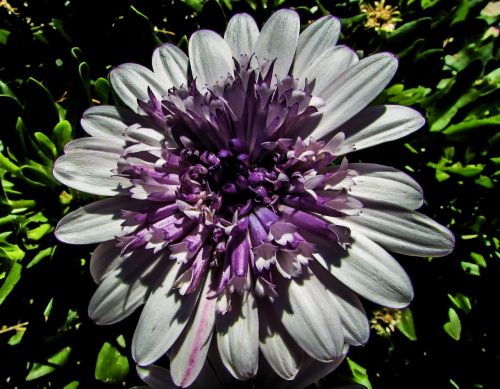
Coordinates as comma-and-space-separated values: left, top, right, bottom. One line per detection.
361, 0, 402, 32
54, 10, 454, 388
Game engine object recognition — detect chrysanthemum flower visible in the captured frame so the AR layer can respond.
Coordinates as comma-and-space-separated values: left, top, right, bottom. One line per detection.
54, 9, 454, 388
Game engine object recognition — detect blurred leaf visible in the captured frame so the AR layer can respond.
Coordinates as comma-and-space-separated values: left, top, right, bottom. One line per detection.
95, 342, 130, 383
461, 261, 481, 276
347, 358, 372, 389
0, 29, 11, 45
63, 381, 79, 389
443, 115, 500, 139
474, 175, 494, 188
94, 78, 110, 105
396, 308, 417, 341
470, 252, 487, 268
443, 308, 461, 341
448, 293, 472, 314
0, 261, 22, 305
26, 346, 72, 381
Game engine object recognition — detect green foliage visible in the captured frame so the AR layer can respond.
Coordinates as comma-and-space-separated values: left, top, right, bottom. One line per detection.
0, 0, 498, 388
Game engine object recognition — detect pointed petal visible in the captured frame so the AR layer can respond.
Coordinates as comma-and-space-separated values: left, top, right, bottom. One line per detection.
316, 231, 414, 308
90, 240, 124, 283
110, 63, 166, 112
170, 271, 217, 388
259, 300, 303, 380
254, 9, 300, 79
55, 197, 140, 244
311, 262, 369, 346
224, 13, 259, 58
310, 53, 398, 139
349, 162, 423, 210
53, 149, 128, 196
81, 105, 141, 138
88, 250, 162, 324
274, 272, 343, 362
133, 262, 201, 366
330, 207, 455, 257
189, 30, 234, 88
216, 290, 259, 380
152, 44, 189, 89
335, 105, 425, 155
293, 16, 341, 77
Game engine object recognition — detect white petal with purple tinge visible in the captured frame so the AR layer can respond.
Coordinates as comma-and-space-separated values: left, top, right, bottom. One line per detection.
259, 300, 303, 380
170, 272, 217, 388
110, 63, 167, 112
189, 30, 234, 88
55, 197, 141, 244
81, 105, 141, 138
88, 251, 162, 325
152, 44, 189, 89
304, 45, 359, 98
224, 13, 260, 58
216, 290, 259, 380
311, 53, 398, 139
275, 271, 344, 362
133, 261, 201, 366
53, 149, 129, 196
254, 9, 300, 79
316, 232, 414, 308
331, 207, 455, 257
335, 105, 425, 155
293, 15, 341, 77
89, 240, 126, 283
349, 163, 424, 210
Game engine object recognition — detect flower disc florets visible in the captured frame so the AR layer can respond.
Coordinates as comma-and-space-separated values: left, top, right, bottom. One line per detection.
54, 9, 454, 388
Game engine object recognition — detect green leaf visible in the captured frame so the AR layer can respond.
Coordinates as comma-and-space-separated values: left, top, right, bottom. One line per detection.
347, 358, 372, 389
95, 342, 130, 383
63, 381, 79, 389
443, 308, 461, 341
26, 246, 56, 269
474, 175, 494, 189
0, 29, 11, 45
26, 346, 72, 381
0, 262, 22, 305
24, 78, 59, 135
470, 252, 487, 268
94, 78, 110, 105
53, 120, 73, 153
396, 308, 417, 341
443, 115, 500, 139
34, 132, 58, 161
461, 261, 481, 276
448, 293, 472, 314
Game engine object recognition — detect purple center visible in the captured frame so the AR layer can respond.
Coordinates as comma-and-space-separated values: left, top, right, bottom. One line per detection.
115, 56, 360, 302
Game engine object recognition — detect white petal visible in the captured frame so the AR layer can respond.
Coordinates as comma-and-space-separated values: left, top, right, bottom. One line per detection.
311, 262, 369, 346
110, 63, 165, 112
254, 9, 300, 79
310, 53, 398, 139
216, 290, 259, 380
81, 105, 141, 138
152, 44, 189, 88
133, 262, 201, 366
330, 207, 455, 257
136, 365, 179, 389
224, 13, 259, 58
304, 46, 359, 98
293, 16, 341, 77
88, 251, 162, 324
275, 271, 343, 362
55, 197, 139, 244
188, 30, 234, 88
259, 300, 303, 380
349, 162, 423, 210
276, 347, 349, 389
53, 150, 128, 196
315, 231, 413, 308
170, 272, 217, 388
90, 240, 124, 283
64, 136, 125, 153
335, 105, 425, 155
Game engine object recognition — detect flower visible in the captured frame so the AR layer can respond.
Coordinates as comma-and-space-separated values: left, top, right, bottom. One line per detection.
360, 0, 402, 32
54, 9, 454, 388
